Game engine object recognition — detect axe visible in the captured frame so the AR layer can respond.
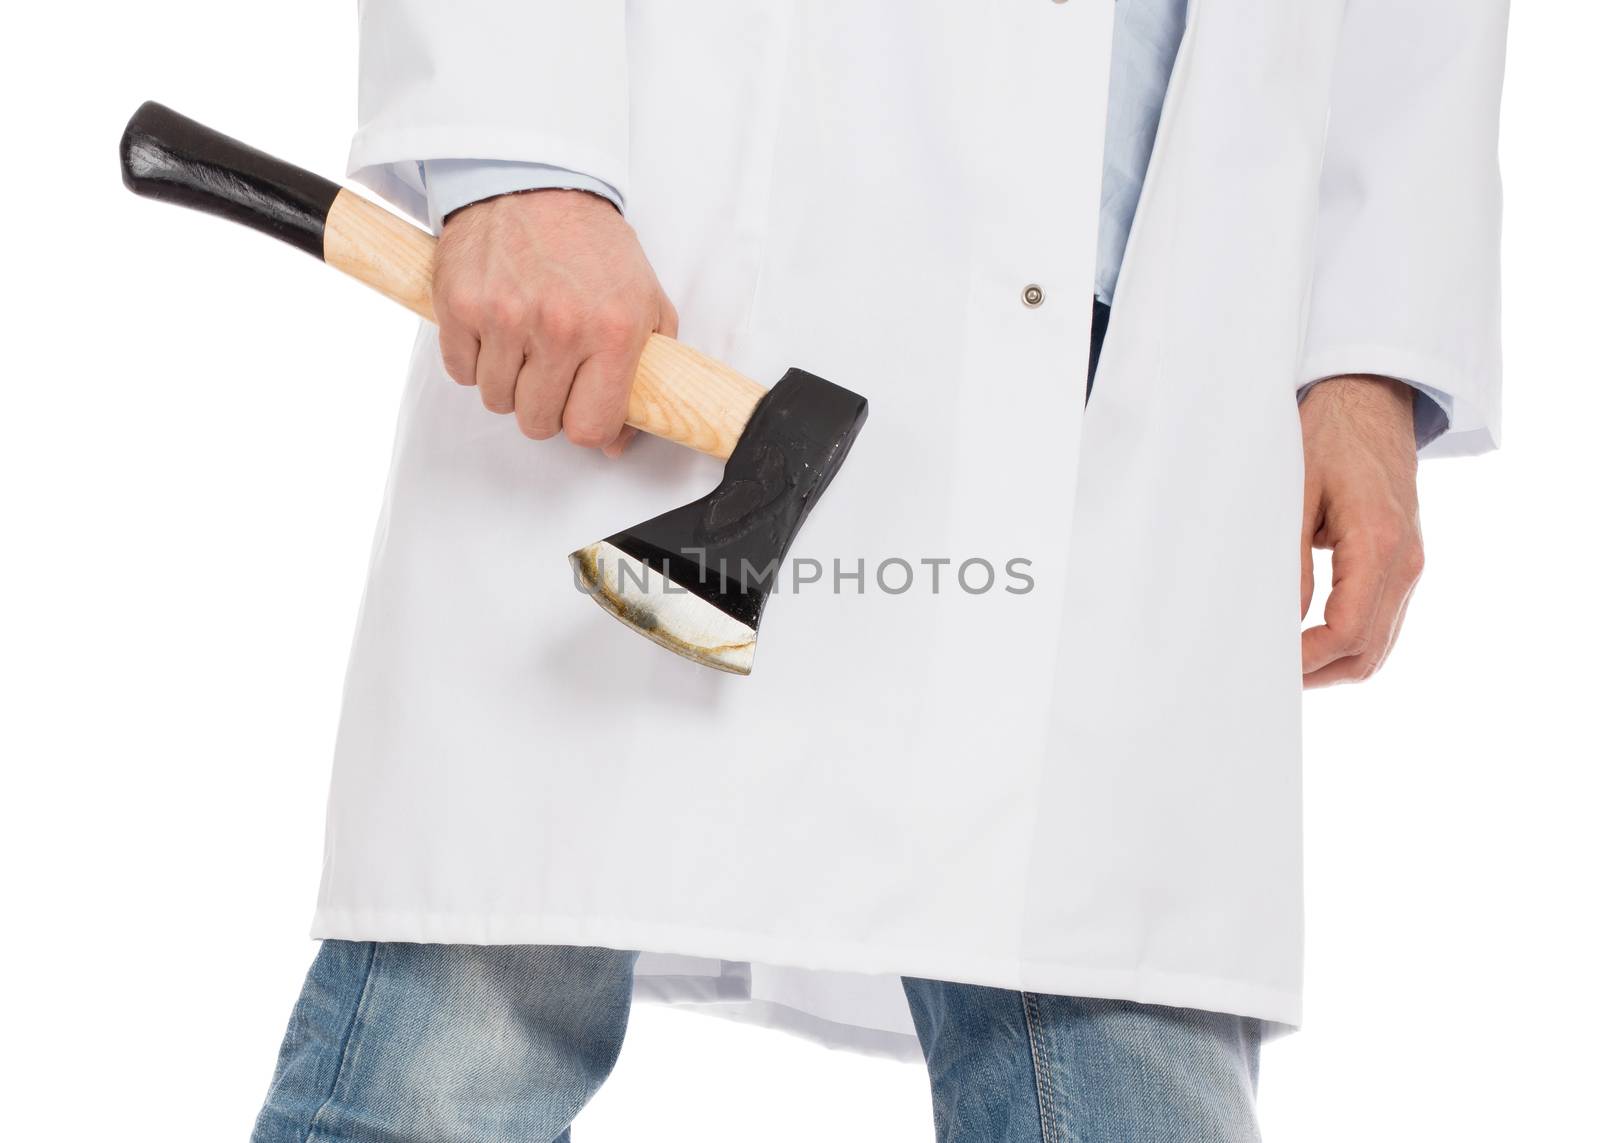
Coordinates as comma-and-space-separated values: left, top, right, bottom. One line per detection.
119, 102, 867, 676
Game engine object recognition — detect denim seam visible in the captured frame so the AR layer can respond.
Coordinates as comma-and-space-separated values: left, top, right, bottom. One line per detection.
1022, 991, 1064, 1143
304, 942, 382, 1143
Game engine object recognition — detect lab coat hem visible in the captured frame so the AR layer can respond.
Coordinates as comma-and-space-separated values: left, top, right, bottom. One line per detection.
309, 907, 1304, 1054
658, 998, 927, 1063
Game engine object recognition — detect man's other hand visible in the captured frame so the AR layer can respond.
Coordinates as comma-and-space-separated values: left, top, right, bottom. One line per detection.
1300, 376, 1425, 688
432, 190, 678, 458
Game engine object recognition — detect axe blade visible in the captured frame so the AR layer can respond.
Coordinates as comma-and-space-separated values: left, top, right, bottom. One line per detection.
570, 369, 868, 675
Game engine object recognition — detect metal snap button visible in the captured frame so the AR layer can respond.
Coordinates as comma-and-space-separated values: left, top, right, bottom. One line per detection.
1021, 284, 1045, 308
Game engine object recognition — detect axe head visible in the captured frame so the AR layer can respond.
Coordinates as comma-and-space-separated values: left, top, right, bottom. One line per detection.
570, 369, 868, 675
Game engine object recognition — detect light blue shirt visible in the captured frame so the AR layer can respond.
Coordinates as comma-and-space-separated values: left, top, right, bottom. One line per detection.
422, 159, 622, 235
1095, 0, 1188, 306
421, 0, 1449, 445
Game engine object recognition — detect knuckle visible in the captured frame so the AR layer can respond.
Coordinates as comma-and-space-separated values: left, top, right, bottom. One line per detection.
487, 294, 527, 331
481, 392, 514, 416
1399, 543, 1426, 580
439, 288, 482, 328
595, 305, 642, 348
536, 300, 580, 344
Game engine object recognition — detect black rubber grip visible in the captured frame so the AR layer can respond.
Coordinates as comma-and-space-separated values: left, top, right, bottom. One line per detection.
119, 101, 342, 259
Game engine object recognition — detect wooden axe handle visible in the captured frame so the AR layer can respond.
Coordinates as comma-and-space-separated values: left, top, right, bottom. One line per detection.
119, 102, 764, 459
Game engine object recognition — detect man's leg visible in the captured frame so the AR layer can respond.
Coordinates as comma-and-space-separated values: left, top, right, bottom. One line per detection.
902, 978, 1262, 1143
253, 941, 638, 1143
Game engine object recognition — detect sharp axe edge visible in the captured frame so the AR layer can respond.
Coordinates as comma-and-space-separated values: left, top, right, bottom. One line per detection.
569, 541, 757, 676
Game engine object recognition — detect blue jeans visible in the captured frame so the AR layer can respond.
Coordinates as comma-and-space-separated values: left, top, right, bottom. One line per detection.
254, 942, 1261, 1142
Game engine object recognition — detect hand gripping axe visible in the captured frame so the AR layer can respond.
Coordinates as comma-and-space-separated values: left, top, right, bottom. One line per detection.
119, 102, 868, 675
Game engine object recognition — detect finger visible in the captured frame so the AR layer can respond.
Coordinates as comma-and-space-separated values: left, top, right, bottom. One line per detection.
1303, 569, 1412, 688
602, 426, 638, 460
437, 325, 480, 388
1370, 563, 1418, 672
564, 348, 639, 451
512, 345, 579, 441
1363, 545, 1424, 675
1301, 537, 1388, 676
1303, 655, 1369, 689
598, 293, 671, 458
1300, 548, 1315, 621
474, 334, 525, 416
1379, 581, 1419, 670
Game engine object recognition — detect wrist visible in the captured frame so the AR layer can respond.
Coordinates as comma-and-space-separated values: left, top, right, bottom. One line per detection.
1302, 374, 1415, 442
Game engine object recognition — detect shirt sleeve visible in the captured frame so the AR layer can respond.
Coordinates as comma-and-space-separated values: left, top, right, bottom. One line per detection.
421, 159, 623, 232
1298, 0, 1511, 458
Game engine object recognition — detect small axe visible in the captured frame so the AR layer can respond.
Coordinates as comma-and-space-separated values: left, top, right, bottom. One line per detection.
119, 103, 868, 676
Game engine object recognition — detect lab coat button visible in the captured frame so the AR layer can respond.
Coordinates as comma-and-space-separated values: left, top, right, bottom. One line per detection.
1021, 284, 1045, 308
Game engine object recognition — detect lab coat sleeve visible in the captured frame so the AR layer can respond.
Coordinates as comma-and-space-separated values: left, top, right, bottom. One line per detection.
1298, 0, 1511, 458
347, 0, 630, 227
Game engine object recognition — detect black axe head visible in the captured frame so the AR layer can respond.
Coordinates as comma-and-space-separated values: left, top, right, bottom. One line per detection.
570, 369, 868, 675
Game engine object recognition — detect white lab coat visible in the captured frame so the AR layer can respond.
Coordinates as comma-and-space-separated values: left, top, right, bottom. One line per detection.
319, 0, 1508, 1055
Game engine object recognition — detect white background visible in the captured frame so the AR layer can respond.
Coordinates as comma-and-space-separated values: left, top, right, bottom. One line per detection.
3, 4, 1595, 1139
